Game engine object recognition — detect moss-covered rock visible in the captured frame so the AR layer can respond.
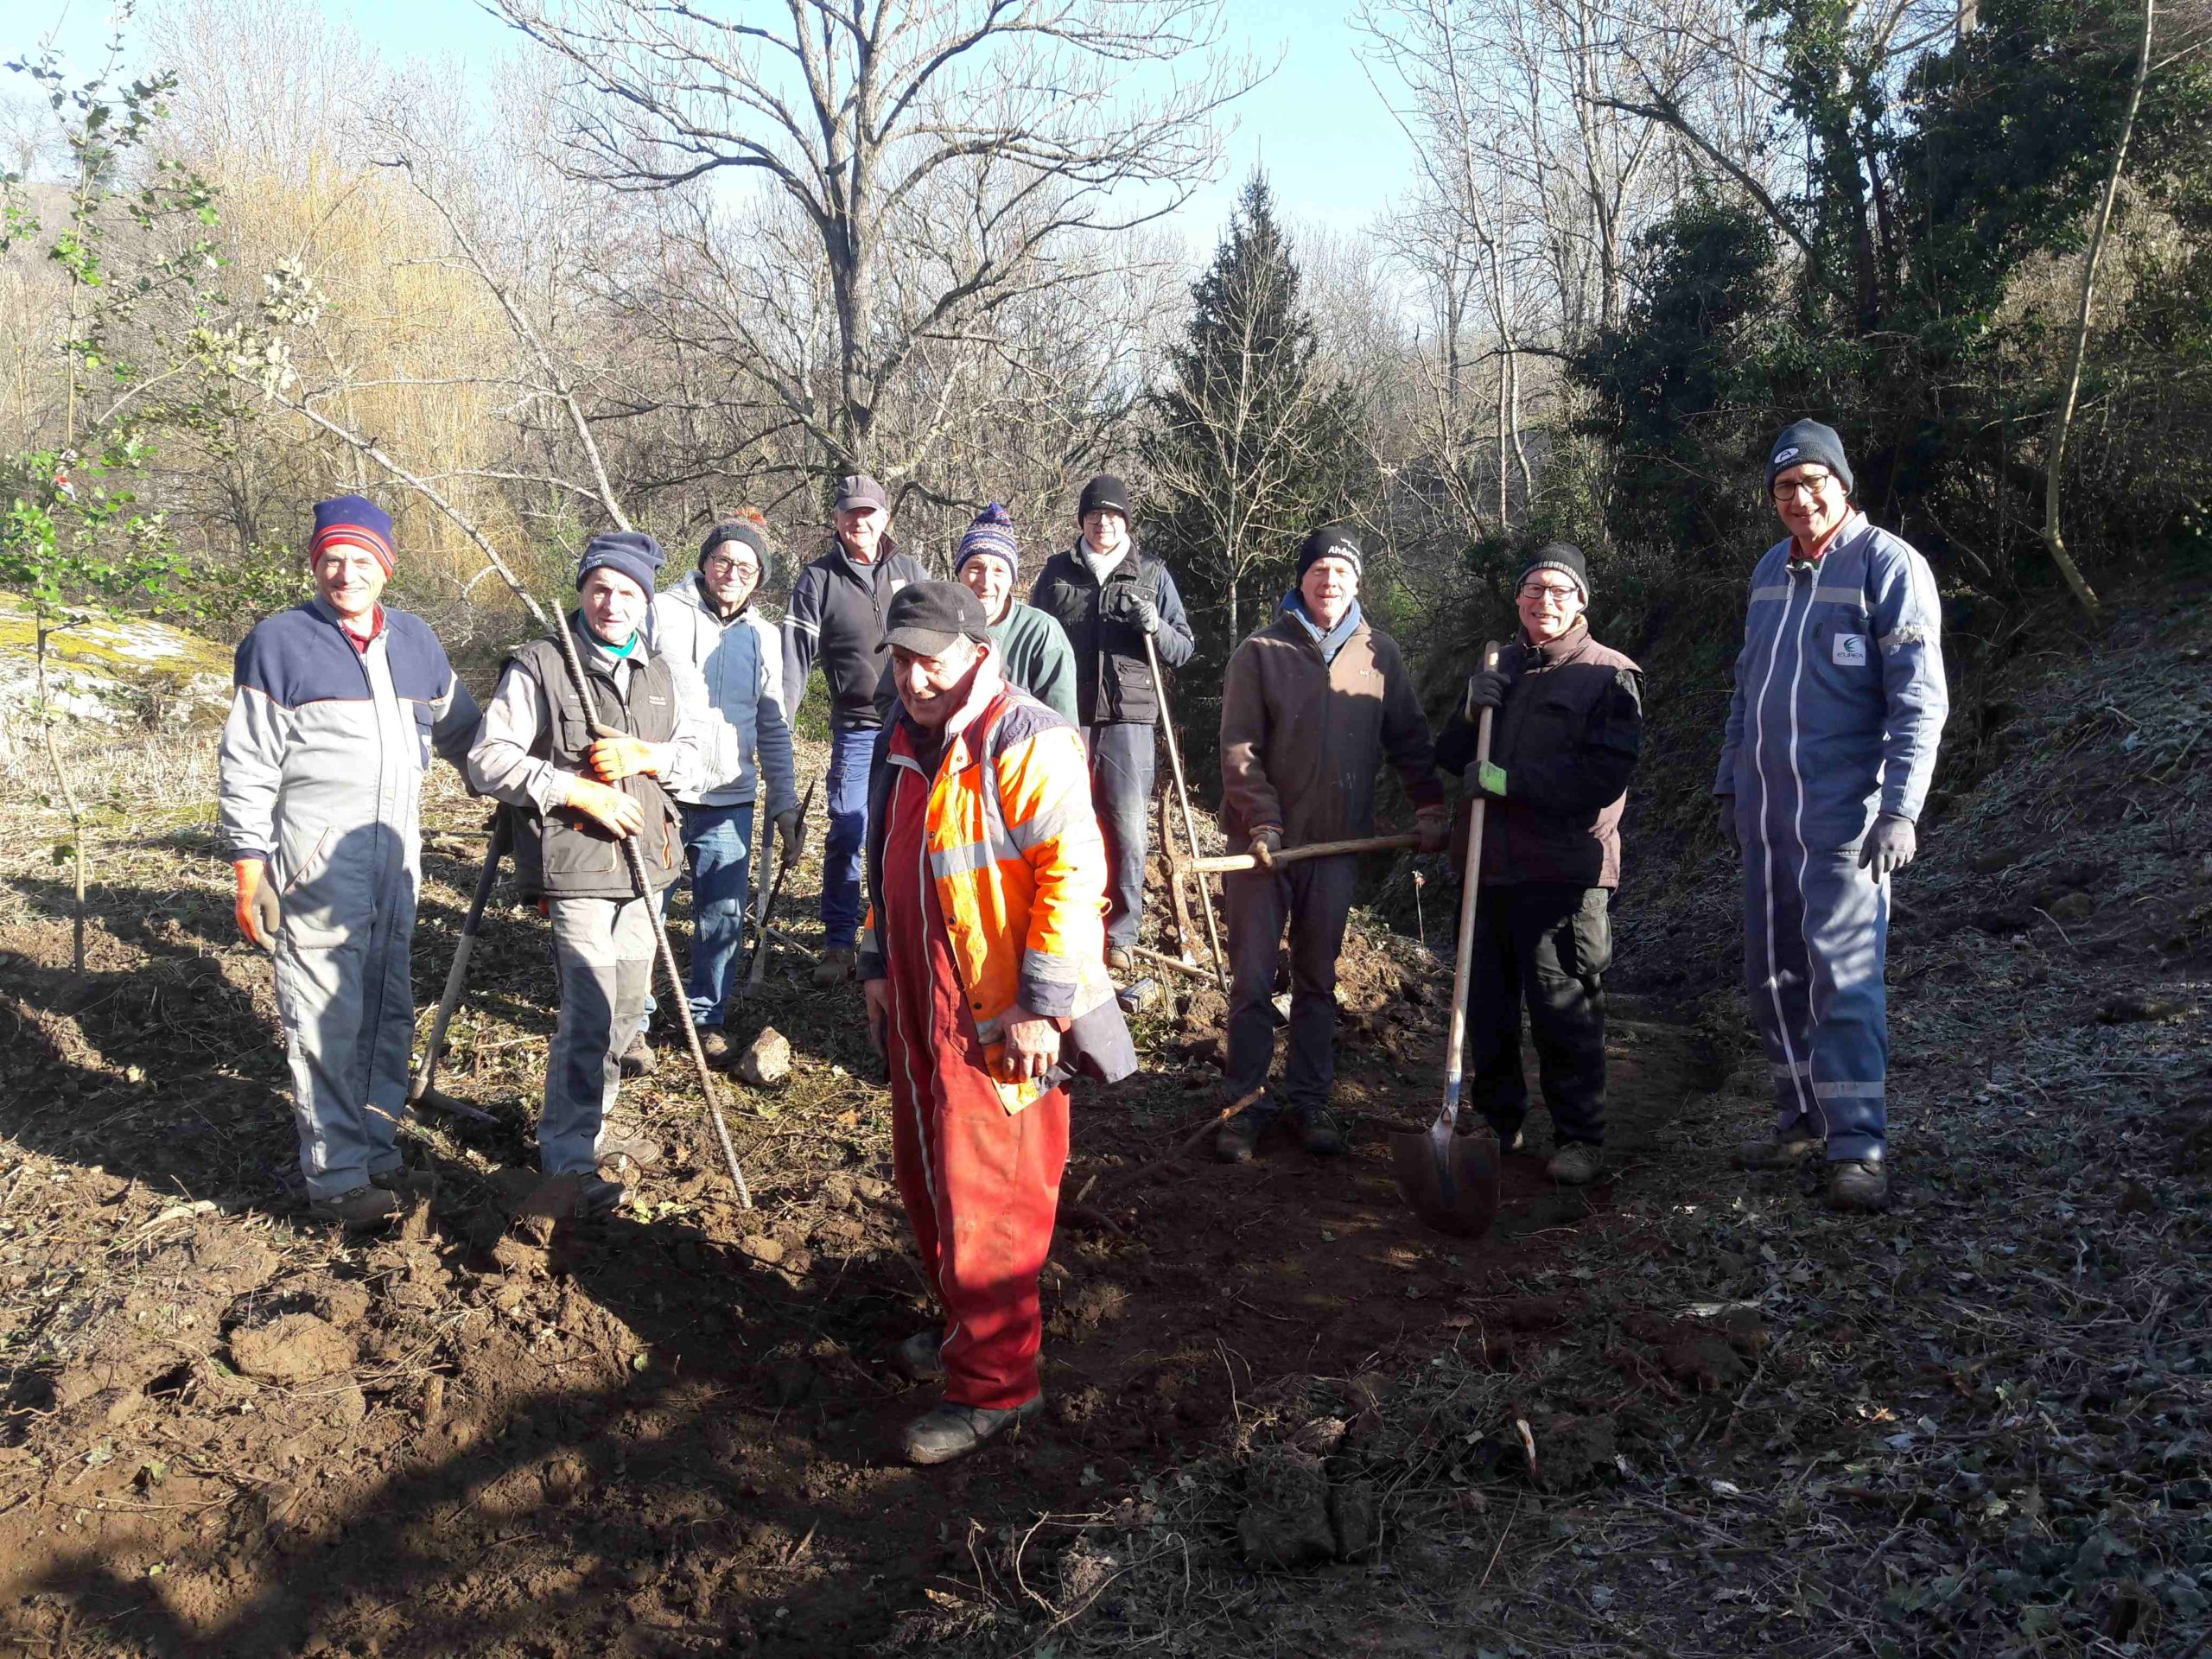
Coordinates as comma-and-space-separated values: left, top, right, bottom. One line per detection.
0, 593, 232, 728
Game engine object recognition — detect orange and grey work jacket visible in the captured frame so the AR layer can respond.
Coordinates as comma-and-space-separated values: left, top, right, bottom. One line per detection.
857, 662, 1136, 1110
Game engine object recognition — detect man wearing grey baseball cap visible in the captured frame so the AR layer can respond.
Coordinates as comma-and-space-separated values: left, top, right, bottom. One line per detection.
783, 474, 928, 986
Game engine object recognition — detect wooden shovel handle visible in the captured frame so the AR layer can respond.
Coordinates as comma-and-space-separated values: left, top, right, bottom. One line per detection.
1191, 833, 1420, 876
1440, 643, 1502, 1123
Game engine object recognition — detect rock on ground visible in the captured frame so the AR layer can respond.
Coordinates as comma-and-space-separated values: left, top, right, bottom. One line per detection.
738, 1027, 792, 1086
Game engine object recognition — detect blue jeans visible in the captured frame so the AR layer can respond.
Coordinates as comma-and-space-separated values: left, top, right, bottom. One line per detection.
1085, 722, 1155, 950
821, 723, 876, 947
678, 802, 753, 1028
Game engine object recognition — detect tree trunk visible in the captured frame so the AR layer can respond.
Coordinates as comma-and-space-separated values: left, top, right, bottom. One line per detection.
2044, 0, 2154, 626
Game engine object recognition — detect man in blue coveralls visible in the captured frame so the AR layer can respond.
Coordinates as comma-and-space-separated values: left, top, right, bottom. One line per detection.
1715, 422, 1948, 1213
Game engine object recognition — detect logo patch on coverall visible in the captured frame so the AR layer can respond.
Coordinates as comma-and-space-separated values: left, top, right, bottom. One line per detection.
1832, 633, 1868, 666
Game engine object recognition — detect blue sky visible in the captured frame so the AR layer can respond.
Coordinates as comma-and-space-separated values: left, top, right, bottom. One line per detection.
17, 0, 1414, 253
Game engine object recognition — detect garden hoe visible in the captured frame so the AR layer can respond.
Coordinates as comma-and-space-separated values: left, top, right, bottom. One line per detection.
1389, 642, 1503, 1240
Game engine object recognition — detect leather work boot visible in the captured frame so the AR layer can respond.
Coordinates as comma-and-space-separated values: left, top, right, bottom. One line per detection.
901, 1395, 1045, 1465
1104, 946, 1135, 976
1826, 1160, 1890, 1213
307, 1185, 401, 1230
892, 1330, 945, 1382
1215, 1106, 1267, 1164
576, 1174, 628, 1217
370, 1165, 438, 1198
619, 1033, 658, 1079
1732, 1134, 1821, 1170
595, 1128, 663, 1171
699, 1027, 735, 1066
1295, 1108, 1346, 1157
812, 946, 856, 988
1546, 1141, 1603, 1186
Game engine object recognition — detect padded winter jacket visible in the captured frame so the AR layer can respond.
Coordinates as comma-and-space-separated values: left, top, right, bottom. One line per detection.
652, 573, 797, 814
1027, 541, 1194, 726
1715, 514, 1948, 851
1435, 621, 1643, 888
1217, 612, 1443, 848
856, 658, 1135, 1112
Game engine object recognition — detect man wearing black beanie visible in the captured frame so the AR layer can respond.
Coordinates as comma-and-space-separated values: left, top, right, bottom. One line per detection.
1029, 475, 1196, 972
1717, 420, 1948, 1214
1435, 542, 1643, 1186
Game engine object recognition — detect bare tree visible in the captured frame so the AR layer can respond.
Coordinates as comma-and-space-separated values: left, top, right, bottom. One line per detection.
492, 0, 1254, 490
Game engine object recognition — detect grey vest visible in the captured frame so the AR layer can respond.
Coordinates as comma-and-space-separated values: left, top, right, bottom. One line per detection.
508, 626, 683, 900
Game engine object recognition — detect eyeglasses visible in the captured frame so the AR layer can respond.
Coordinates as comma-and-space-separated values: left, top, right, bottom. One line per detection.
1771, 473, 1838, 502
702, 556, 759, 576
1518, 583, 1580, 603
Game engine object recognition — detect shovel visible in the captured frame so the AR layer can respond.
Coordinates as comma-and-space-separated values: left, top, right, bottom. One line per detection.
1390, 641, 1503, 1240
406, 811, 510, 1128
743, 779, 816, 990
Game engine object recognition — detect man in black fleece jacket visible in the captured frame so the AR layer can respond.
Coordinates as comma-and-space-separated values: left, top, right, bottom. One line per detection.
782, 474, 928, 985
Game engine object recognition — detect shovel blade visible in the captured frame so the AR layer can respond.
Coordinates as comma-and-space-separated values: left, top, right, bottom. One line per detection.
1389, 1124, 1501, 1240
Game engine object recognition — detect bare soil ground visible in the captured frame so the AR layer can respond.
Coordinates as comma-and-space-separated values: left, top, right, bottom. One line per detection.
0, 592, 2206, 1658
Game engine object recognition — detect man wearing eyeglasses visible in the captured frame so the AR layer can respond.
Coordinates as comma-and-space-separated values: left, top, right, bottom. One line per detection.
1434, 543, 1643, 1188
1717, 421, 1948, 1214
652, 515, 801, 1065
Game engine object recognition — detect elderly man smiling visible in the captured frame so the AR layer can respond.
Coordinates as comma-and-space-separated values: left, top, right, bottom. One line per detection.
858, 580, 1132, 1466
1434, 543, 1643, 1187
1717, 421, 1948, 1214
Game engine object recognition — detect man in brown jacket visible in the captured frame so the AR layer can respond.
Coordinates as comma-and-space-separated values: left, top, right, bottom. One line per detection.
1435, 543, 1642, 1186
1216, 525, 1448, 1162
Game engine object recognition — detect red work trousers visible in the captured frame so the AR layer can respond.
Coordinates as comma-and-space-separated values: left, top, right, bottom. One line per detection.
880, 765, 1070, 1412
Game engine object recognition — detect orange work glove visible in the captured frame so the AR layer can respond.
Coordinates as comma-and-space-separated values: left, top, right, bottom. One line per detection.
565, 776, 645, 838
587, 735, 660, 782
232, 858, 280, 952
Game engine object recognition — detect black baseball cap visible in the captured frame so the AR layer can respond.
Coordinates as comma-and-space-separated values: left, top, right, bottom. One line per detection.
880, 580, 989, 657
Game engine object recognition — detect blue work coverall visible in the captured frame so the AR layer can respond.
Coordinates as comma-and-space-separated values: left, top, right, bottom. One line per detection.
218, 601, 480, 1201
1716, 514, 1948, 1163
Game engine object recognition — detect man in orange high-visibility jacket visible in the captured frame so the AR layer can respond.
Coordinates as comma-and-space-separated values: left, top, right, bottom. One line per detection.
859, 581, 1136, 1466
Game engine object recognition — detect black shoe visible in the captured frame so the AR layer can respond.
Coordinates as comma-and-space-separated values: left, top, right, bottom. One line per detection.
1825, 1160, 1889, 1212
1215, 1107, 1267, 1164
892, 1330, 945, 1382
577, 1175, 627, 1216
1295, 1108, 1345, 1157
619, 1034, 658, 1079
901, 1395, 1044, 1465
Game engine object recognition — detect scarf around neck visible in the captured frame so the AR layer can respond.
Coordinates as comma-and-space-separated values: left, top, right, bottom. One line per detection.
1290, 595, 1363, 664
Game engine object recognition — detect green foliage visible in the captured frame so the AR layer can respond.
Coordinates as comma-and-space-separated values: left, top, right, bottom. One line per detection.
1142, 175, 1372, 667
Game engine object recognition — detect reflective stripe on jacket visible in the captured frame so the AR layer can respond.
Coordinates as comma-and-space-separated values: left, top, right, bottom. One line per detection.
858, 661, 1135, 1108
1715, 514, 1948, 851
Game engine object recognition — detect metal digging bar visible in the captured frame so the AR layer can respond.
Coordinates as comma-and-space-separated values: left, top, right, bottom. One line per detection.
1141, 631, 1228, 995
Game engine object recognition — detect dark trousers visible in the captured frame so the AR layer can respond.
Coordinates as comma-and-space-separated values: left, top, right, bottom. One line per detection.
1466, 883, 1611, 1146
819, 722, 875, 945
1084, 721, 1155, 950
1224, 854, 1357, 1118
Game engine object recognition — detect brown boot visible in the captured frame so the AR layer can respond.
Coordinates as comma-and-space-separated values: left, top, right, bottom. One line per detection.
699, 1027, 734, 1066
619, 1033, 658, 1078
307, 1185, 401, 1230
811, 946, 856, 988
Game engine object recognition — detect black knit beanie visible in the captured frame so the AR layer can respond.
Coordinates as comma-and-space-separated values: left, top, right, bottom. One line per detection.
698, 517, 768, 569
1296, 523, 1364, 579
1767, 420, 1853, 495
1517, 542, 1590, 601
1077, 474, 1128, 520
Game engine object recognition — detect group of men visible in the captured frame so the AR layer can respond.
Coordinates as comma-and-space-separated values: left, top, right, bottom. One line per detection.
214, 420, 1946, 1465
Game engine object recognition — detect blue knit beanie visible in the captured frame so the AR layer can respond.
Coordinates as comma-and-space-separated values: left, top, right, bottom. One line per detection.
955, 503, 1020, 581
576, 530, 665, 596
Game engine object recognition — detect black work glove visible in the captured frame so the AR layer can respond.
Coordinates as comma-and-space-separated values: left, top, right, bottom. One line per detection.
1462, 669, 1507, 715
1103, 587, 1160, 636
1860, 813, 1916, 877
1718, 795, 1740, 856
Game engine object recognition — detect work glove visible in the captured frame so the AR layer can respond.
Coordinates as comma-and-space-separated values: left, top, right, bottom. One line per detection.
1104, 587, 1160, 636
1249, 826, 1283, 866
775, 807, 803, 863
587, 734, 660, 782
1462, 668, 1508, 715
1469, 761, 1507, 798
1717, 794, 1740, 856
232, 858, 280, 953
1414, 804, 1449, 854
565, 776, 645, 838
1860, 812, 1916, 877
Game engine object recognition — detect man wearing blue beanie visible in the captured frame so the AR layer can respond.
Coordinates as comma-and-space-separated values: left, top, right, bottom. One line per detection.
470, 530, 708, 1214
218, 494, 482, 1226
1717, 421, 1948, 1213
